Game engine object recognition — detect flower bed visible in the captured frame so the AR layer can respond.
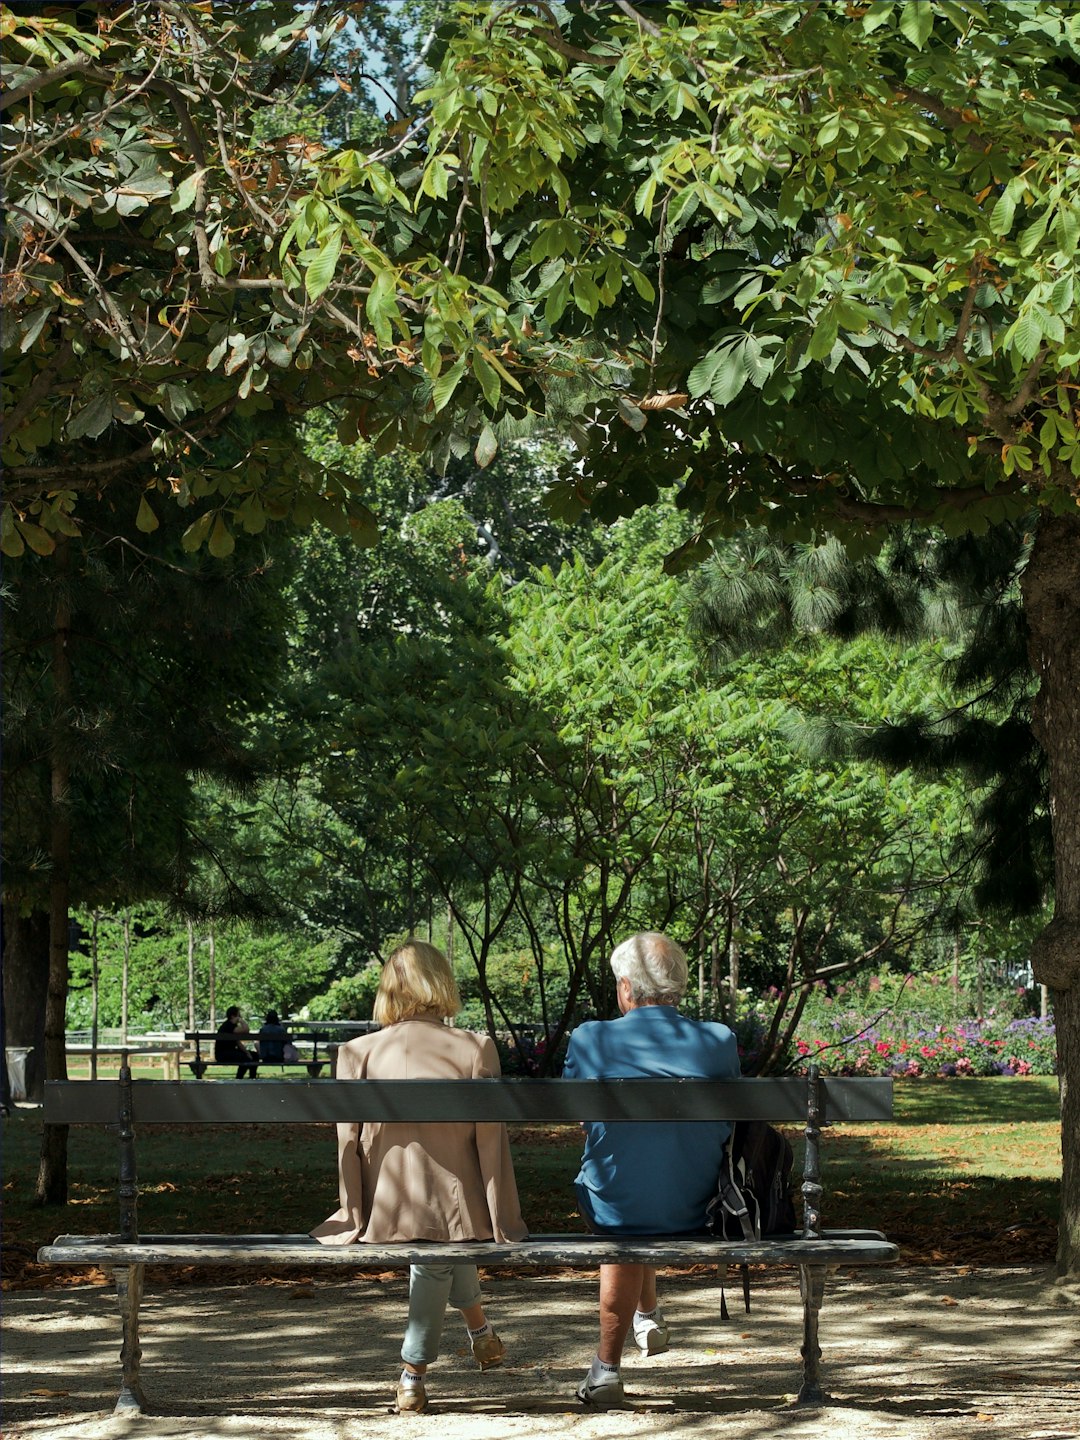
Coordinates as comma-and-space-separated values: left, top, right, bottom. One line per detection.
790, 1009, 1057, 1078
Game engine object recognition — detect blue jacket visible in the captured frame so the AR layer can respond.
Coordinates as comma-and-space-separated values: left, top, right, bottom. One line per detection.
563, 1005, 740, 1234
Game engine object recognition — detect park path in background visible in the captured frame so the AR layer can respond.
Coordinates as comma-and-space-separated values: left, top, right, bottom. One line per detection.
3, 1267, 1078, 1440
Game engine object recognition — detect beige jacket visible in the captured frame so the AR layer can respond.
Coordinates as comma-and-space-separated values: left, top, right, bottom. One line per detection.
311, 1019, 528, 1245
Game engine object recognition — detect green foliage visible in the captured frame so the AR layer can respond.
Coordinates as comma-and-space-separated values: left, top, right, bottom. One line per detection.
9, 2, 1078, 553
2, 499, 294, 917
688, 522, 1052, 915
300, 963, 383, 1023
65, 908, 339, 1030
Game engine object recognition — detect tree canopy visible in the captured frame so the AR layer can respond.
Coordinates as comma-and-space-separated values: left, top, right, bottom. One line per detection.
6, 1, 1078, 547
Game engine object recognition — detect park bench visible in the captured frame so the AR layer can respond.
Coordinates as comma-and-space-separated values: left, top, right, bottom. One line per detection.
38, 1063, 897, 1415
183, 1030, 328, 1078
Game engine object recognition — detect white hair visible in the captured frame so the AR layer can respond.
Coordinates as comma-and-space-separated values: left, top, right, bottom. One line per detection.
609, 932, 688, 1005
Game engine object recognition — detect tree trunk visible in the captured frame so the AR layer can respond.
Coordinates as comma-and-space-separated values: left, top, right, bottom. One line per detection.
728, 931, 740, 1016
37, 538, 72, 1206
121, 909, 130, 1043
2, 905, 50, 1102
187, 918, 196, 1032
208, 925, 216, 1029
90, 911, 100, 1080
1021, 510, 1080, 1280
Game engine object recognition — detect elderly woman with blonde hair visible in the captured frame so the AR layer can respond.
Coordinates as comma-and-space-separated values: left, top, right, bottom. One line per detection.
312, 939, 526, 1413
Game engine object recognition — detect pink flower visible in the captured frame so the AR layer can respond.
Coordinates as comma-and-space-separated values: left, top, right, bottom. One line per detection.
796, 1040, 811, 1056
875, 1041, 891, 1056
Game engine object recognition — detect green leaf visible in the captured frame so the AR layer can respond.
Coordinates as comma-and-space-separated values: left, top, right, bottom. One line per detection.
366, 267, 399, 347
989, 189, 1016, 237
1007, 309, 1045, 361
899, 0, 933, 47
17, 520, 56, 556
617, 395, 646, 431
170, 169, 203, 213
687, 348, 723, 398
67, 394, 112, 439
1017, 213, 1049, 257
19, 304, 52, 352
265, 336, 292, 368
807, 309, 840, 361
181, 512, 213, 553
742, 335, 774, 389
305, 226, 343, 302
208, 514, 235, 558
135, 495, 159, 533
474, 423, 498, 468
710, 347, 749, 406
472, 350, 502, 410
1054, 206, 1079, 257
862, 1, 896, 34
1049, 274, 1074, 313
432, 357, 466, 412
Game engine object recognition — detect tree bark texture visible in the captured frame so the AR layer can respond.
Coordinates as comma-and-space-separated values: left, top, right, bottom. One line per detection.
1, 905, 50, 1102
37, 538, 72, 1205
1020, 510, 1080, 1279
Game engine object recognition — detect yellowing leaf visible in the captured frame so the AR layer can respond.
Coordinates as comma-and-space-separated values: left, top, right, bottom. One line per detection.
135, 495, 159, 533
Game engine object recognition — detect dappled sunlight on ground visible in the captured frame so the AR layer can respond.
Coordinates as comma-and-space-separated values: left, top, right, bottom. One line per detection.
2, 1269, 1077, 1440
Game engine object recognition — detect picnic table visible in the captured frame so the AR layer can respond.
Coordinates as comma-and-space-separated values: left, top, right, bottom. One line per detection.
66, 1043, 186, 1081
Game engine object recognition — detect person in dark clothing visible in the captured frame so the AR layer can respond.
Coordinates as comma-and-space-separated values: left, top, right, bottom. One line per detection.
215, 1006, 258, 1078
256, 1010, 291, 1063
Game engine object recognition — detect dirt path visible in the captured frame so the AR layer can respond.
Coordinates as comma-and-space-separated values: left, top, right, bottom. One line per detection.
3, 1266, 1078, 1440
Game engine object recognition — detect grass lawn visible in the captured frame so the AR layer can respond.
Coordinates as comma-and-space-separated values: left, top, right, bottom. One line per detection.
2, 1076, 1060, 1288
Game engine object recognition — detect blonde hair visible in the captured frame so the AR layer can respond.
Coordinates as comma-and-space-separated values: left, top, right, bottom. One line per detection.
373, 940, 461, 1026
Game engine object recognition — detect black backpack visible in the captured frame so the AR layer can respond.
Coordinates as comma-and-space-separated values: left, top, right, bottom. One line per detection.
707, 1119, 798, 1241
705, 1120, 798, 1318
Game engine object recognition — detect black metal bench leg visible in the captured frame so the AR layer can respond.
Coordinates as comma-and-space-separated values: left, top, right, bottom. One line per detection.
114, 1263, 147, 1414
796, 1263, 827, 1405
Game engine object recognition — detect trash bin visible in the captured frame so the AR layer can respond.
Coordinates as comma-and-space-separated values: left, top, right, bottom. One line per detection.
5, 1047, 32, 1102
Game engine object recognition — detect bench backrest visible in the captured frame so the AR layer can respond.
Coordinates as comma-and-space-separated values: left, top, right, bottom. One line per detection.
44, 1075, 893, 1125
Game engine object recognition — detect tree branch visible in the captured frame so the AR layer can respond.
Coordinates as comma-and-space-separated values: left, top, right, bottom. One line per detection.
0, 54, 97, 113
7, 202, 143, 359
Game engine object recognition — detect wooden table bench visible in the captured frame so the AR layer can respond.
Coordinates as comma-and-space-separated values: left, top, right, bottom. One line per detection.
183, 1030, 328, 1078
38, 1063, 897, 1415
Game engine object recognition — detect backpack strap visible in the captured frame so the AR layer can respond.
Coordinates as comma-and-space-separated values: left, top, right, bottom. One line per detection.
718, 1262, 753, 1320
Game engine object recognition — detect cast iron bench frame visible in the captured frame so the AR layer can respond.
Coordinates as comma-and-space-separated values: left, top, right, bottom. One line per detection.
183, 1030, 328, 1078
38, 1063, 897, 1414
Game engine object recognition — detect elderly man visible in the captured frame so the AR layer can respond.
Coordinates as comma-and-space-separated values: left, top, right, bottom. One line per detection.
563, 932, 740, 1408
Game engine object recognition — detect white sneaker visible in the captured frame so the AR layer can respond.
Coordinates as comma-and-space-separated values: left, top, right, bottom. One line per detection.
576, 1370, 627, 1409
632, 1312, 670, 1356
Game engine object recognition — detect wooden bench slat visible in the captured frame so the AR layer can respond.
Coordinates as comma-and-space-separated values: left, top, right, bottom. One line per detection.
38, 1232, 899, 1268
44, 1076, 893, 1125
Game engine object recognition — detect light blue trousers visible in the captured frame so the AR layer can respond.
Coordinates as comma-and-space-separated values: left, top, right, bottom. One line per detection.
400, 1263, 483, 1366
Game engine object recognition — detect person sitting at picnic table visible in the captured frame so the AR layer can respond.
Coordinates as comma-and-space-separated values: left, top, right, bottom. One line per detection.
311, 939, 526, 1415
256, 1010, 292, 1063
214, 1005, 258, 1079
